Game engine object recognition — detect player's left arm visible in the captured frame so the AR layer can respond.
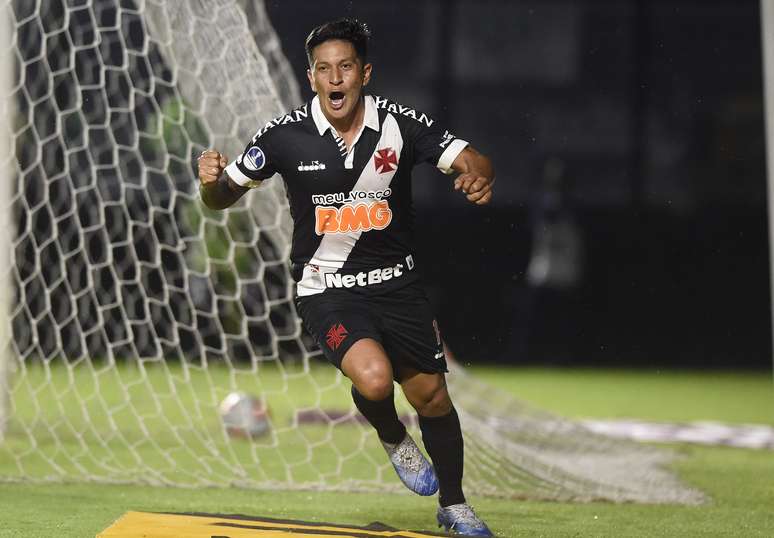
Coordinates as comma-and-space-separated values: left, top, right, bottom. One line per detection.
450, 147, 495, 205
399, 99, 495, 204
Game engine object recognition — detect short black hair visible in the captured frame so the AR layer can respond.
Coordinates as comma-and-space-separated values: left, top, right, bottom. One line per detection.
305, 18, 371, 66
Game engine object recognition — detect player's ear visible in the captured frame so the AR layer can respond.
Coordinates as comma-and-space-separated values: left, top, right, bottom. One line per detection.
362, 63, 372, 87
306, 68, 316, 92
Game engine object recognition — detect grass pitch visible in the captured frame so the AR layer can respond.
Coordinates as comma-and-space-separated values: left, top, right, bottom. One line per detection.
1, 366, 772, 537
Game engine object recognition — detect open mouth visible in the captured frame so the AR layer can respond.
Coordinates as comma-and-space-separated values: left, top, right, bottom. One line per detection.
329, 91, 345, 110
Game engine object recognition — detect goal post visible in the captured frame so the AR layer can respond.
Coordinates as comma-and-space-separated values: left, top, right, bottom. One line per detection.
0, 0, 12, 443
0, 0, 703, 504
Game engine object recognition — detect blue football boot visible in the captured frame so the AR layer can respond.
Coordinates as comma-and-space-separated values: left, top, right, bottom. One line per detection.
437, 503, 494, 537
381, 432, 438, 496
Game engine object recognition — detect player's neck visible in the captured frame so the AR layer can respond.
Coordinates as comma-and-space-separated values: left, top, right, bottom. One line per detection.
327, 95, 365, 143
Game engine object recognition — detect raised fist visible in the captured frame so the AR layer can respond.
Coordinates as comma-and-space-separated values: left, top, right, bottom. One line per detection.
198, 150, 228, 186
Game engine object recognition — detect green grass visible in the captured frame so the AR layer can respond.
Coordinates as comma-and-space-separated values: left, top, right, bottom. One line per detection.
1, 365, 773, 537
468, 367, 774, 424
1, 360, 387, 487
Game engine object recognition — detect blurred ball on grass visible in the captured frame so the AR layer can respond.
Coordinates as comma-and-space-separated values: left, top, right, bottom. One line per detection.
219, 392, 271, 439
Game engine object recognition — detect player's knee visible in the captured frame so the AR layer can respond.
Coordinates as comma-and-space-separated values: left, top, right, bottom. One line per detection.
355, 370, 394, 401
413, 383, 452, 417
422, 391, 452, 416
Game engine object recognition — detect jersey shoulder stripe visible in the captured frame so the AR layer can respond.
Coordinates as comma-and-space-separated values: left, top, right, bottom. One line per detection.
251, 102, 311, 142
372, 95, 435, 128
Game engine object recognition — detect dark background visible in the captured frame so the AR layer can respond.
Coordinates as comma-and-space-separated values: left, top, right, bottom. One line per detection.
266, 0, 771, 369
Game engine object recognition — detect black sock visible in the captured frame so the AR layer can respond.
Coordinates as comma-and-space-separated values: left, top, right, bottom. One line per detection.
351, 385, 406, 444
418, 407, 466, 507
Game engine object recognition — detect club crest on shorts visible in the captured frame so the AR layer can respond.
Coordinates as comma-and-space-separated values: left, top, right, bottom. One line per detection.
326, 323, 348, 350
244, 146, 266, 171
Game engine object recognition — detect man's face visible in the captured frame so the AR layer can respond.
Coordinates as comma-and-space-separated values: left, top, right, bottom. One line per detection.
307, 39, 371, 124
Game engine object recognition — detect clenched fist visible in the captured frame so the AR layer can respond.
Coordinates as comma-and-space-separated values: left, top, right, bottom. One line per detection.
454, 172, 494, 205
198, 150, 228, 186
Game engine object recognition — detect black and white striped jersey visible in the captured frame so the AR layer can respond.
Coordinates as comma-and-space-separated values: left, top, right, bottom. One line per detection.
225, 95, 468, 296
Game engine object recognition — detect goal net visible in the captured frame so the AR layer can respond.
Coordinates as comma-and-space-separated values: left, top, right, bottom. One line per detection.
0, 0, 703, 504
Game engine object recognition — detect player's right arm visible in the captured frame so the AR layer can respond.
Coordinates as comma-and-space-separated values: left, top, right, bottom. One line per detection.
200, 123, 285, 210
198, 150, 248, 210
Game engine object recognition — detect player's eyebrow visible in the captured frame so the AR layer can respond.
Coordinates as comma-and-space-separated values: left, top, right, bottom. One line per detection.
313, 58, 357, 69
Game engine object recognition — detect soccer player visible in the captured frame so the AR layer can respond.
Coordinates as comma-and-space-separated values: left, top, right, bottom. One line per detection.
198, 18, 495, 537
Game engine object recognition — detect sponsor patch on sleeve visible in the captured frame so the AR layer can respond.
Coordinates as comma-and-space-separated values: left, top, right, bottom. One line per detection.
243, 146, 266, 171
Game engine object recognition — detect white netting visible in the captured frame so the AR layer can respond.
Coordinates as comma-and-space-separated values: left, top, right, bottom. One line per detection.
0, 0, 704, 504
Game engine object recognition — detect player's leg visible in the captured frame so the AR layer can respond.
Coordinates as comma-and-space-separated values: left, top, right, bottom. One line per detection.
295, 293, 406, 443
400, 369, 493, 537
295, 292, 437, 496
341, 338, 439, 496
399, 369, 463, 502
341, 338, 405, 444
378, 283, 493, 536
376, 285, 464, 504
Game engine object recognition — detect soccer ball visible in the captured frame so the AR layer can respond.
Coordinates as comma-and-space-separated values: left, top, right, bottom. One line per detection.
219, 392, 270, 438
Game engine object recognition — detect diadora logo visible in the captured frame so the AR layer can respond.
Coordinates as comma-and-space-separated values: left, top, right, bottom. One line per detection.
315, 201, 392, 235
326, 323, 348, 350
298, 160, 326, 172
374, 147, 398, 174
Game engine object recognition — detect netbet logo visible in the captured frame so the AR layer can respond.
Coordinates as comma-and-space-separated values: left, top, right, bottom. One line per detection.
324, 257, 414, 289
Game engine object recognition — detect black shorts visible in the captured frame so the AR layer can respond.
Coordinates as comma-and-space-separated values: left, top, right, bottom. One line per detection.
295, 283, 448, 381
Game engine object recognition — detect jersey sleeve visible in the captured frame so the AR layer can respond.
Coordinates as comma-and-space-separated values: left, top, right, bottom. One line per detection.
405, 114, 469, 175
225, 130, 281, 189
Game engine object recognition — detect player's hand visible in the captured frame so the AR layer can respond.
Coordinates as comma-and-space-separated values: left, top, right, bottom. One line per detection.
454, 173, 494, 205
198, 150, 228, 186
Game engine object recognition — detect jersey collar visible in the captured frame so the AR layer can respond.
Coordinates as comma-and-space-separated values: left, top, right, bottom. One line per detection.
311, 94, 379, 136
